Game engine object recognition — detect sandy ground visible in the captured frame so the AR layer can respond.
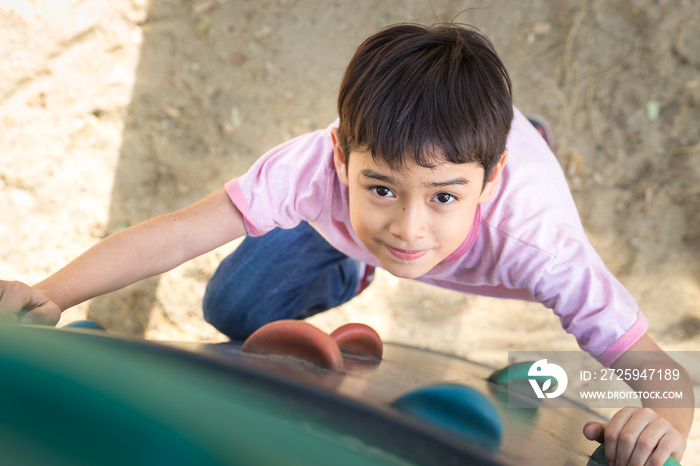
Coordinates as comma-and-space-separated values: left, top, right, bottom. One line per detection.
1, 0, 699, 462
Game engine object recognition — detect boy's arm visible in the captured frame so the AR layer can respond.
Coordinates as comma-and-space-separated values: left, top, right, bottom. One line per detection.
0, 188, 246, 325
583, 333, 694, 465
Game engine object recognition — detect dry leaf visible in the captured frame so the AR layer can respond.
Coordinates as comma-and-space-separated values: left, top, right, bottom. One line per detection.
192, 0, 217, 16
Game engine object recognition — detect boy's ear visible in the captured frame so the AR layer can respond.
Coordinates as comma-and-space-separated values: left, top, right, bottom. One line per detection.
331, 127, 349, 186
478, 149, 508, 204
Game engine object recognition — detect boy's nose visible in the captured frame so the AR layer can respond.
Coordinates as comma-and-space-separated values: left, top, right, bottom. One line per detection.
389, 205, 427, 242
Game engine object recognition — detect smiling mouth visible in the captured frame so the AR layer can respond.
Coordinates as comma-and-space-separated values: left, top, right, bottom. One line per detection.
386, 245, 428, 261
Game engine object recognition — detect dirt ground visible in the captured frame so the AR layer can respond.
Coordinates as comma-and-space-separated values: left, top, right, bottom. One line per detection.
1, 0, 699, 461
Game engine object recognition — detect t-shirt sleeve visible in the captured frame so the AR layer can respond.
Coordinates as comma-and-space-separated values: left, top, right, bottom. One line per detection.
489, 109, 647, 366
225, 130, 335, 236
533, 234, 648, 366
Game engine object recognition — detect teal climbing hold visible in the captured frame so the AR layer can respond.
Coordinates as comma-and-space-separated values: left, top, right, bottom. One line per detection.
590, 443, 681, 466
391, 383, 503, 452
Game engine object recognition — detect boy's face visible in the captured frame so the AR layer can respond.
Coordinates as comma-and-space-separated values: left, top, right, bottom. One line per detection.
332, 128, 507, 279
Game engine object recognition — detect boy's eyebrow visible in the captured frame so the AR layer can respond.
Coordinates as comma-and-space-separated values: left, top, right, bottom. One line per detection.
360, 169, 395, 184
426, 178, 470, 188
359, 169, 470, 188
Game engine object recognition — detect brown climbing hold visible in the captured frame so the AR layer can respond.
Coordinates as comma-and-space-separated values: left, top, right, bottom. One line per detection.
242, 320, 344, 371
330, 323, 383, 359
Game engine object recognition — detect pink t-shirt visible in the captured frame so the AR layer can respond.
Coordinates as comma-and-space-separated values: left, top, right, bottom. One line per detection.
226, 108, 646, 366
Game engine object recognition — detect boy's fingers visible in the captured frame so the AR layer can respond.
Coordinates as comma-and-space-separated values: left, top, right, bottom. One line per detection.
603, 407, 636, 465
644, 420, 685, 466
0, 280, 34, 316
629, 422, 668, 466
0, 280, 60, 325
583, 421, 606, 443
609, 408, 667, 466
642, 432, 676, 466
20, 302, 61, 326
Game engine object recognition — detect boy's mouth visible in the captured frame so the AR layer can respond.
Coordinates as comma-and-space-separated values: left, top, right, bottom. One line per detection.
385, 245, 428, 261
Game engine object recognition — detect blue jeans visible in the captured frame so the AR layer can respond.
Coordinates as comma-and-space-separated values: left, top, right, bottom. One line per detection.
203, 222, 362, 340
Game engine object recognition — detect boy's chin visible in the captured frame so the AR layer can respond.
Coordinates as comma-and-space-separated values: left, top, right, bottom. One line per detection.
380, 262, 434, 280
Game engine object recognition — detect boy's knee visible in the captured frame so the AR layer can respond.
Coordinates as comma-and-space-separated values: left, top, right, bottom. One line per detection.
203, 275, 280, 340
202, 277, 246, 338
202, 294, 251, 340
202, 283, 228, 330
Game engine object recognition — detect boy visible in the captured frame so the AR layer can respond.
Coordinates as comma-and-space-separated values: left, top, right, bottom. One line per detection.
0, 23, 692, 465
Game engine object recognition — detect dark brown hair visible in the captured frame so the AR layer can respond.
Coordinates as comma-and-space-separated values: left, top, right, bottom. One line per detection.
337, 23, 513, 181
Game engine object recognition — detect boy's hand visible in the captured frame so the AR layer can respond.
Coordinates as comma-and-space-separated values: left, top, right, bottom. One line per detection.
0, 280, 61, 326
584, 406, 685, 466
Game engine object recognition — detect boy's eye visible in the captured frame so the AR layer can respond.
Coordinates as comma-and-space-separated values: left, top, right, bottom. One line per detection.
432, 193, 456, 204
370, 186, 395, 198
